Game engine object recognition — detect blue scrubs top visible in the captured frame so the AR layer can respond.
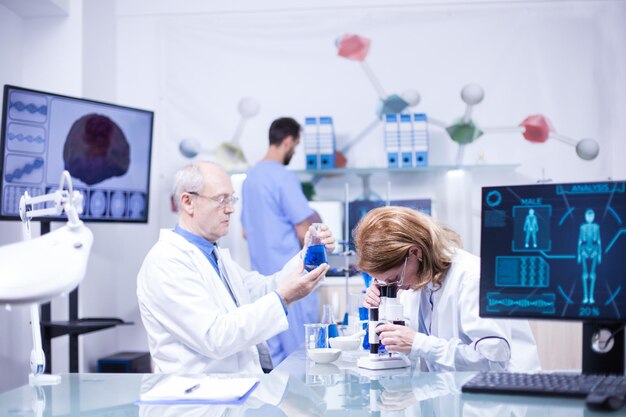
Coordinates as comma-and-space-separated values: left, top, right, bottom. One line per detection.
242, 160, 318, 364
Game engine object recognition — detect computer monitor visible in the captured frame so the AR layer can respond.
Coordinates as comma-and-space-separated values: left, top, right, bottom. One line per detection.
480, 181, 626, 375
0, 85, 153, 222
348, 199, 431, 244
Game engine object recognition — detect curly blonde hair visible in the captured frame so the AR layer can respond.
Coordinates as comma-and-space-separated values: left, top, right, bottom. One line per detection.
354, 206, 462, 290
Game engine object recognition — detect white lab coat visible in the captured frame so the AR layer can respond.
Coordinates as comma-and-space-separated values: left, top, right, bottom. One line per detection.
137, 229, 299, 374
400, 249, 541, 372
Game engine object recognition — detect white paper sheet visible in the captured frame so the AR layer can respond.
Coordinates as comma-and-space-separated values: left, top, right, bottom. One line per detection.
140, 375, 259, 403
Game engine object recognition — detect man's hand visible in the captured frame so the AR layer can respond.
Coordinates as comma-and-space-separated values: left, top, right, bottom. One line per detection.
376, 323, 416, 354
277, 260, 329, 305
302, 223, 335, 254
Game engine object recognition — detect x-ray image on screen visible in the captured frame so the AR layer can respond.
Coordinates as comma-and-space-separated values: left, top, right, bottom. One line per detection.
0, 85, 153, 222
480, 181, 626, 321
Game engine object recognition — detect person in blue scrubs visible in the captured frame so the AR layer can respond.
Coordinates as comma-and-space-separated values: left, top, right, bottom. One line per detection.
241, 117, 321, 365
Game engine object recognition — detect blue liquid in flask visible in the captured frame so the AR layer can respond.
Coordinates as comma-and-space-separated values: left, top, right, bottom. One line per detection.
327, 322, 339, 338
315, 325, 338, 348
316, 328, 328, 349
304, 244, 328, 272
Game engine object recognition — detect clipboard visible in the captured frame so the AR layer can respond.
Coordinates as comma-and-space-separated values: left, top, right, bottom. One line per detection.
136, 375, 260, 405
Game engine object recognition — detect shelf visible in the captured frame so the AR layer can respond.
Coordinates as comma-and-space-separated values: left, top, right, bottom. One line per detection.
229, 164, 520, 177
319, 275, 364, 287
42, 318, 132, 338
291, 164, 520, 176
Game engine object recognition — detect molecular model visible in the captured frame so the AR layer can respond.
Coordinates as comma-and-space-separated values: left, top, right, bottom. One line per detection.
179, 97, 260, 170
335, 33, 600, 166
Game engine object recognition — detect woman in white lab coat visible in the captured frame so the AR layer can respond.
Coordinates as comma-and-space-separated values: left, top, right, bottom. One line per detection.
356, 206, 541, 372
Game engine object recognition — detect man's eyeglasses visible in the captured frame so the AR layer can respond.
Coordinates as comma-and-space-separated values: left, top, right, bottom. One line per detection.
373, 256, 408, 287
188, 192, 239, 208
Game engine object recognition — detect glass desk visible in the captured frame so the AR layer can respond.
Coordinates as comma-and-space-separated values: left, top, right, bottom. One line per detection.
0, 350, 609, 416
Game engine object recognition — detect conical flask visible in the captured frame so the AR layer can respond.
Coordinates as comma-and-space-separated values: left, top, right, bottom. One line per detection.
321, 304, 339, 338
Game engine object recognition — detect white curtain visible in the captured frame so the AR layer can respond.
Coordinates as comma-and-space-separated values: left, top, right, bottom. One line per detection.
157, 2, 625, 180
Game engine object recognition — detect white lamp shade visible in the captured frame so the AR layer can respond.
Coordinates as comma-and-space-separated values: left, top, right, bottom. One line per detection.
0, 225, 93, 305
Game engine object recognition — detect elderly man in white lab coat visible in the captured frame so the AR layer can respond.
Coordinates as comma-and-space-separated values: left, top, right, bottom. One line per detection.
137, 161, 332, 374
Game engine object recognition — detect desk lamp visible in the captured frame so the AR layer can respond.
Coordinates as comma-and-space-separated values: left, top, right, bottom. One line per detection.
0, 170, 93, 385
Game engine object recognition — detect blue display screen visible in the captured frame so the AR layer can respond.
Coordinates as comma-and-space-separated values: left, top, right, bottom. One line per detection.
348, 199, 431, 244
0, 85, 153, 223
480, 181, 626, 321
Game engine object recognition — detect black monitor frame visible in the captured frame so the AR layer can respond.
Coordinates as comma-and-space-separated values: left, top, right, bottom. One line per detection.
480, 181, 626, 375
0, 85, 153, 223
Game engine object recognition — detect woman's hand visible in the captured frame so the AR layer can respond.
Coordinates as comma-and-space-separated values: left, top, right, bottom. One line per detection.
363, 284, 381, 309
376, 323, 416, 354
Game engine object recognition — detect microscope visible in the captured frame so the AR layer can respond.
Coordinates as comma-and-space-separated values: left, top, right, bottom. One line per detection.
357, 283, 411, 370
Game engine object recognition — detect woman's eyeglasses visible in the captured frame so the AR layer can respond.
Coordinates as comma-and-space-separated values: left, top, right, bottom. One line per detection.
373, 256, 408, 287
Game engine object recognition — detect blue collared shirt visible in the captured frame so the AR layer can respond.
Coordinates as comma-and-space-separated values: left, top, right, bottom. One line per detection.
173, 225, 219, 274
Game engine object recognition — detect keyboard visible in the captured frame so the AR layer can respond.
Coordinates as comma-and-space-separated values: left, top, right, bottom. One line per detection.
461, 372, 626, 398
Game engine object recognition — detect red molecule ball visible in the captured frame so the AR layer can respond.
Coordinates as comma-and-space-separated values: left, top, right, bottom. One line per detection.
520, 114, 553, 143
337, 34, 371, 62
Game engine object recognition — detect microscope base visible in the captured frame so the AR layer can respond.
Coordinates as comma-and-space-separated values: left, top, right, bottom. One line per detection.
357, 355, 411, 370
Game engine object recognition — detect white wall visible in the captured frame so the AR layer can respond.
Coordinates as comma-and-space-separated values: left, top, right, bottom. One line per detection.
1, 0, 625, 391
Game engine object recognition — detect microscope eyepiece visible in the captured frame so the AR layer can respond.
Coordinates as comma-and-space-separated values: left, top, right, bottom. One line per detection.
386, 284, 398, 298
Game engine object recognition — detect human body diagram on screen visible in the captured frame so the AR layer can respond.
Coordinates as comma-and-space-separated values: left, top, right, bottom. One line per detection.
482, 182, 626, 320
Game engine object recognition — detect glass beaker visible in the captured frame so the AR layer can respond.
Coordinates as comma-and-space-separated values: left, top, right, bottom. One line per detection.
304, 223, 328, 272
304, 323, 329, 350
321, 304, 339, 338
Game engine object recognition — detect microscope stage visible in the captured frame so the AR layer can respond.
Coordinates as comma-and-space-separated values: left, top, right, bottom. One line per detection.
357, 355, 411, 370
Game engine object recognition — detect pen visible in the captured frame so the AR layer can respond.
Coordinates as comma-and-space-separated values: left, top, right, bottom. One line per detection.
184, 383, 200, 394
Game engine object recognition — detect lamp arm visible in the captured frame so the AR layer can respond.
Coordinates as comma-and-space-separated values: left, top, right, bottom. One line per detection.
17, 170, 85, 386
19, 170, 84, 232
58, 170, 82, 227
28, 302, 60, 385
29, 304, 45, 375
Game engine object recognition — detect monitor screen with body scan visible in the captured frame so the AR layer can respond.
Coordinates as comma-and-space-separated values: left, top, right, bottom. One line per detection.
480, 181, 626, 375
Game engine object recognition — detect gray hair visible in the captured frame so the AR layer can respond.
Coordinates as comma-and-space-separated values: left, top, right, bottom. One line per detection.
171, 163, 205, 211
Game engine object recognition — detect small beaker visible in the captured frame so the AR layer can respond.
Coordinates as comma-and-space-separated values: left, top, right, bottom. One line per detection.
304, 323, 329, 350
304, 223, 328, 272
348, 291, 369, 324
